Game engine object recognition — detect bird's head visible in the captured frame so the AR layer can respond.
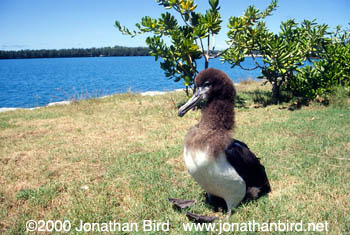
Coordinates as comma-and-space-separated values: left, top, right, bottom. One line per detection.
178, 68, 235, 117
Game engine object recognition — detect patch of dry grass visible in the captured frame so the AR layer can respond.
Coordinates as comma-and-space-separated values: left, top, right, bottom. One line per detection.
0, 83, 349, 234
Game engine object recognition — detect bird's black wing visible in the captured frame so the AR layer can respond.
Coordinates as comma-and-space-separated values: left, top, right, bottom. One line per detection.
225, 139, 271, 199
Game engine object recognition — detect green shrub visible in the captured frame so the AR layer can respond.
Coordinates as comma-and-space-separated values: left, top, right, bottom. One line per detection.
223, 17, 329, 103
290, 39, 350, 101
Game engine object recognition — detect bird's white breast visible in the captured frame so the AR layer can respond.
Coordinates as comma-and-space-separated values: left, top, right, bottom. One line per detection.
184, 147, 246, 208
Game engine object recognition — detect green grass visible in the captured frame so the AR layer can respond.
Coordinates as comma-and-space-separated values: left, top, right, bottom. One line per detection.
0, 82, 349, 234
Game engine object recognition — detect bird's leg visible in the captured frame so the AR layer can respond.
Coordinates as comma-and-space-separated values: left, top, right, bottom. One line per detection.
225, 209, 232, 220
225, 201, 232, 220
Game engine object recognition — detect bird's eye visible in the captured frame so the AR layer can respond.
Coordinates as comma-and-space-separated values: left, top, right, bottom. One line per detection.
203, 81, 211, 87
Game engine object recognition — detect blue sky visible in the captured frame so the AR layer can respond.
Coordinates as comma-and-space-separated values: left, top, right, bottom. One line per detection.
0, 0, 349, 50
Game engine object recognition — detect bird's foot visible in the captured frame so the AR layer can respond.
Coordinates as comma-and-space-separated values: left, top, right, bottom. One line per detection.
186, 212, 218, 223
168, 198, 196, 209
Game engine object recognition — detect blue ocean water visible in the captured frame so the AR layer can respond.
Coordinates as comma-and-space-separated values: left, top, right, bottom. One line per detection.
0, 56, 262, 108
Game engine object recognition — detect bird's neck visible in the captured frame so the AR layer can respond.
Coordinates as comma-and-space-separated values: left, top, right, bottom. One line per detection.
199, 99, 234, 130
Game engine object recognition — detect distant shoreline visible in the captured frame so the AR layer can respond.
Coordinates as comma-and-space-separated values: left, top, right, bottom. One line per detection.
0, 46, 150, 60
0, 46, 266, 60
0, 55, 152, 60
1, 55, 270, 60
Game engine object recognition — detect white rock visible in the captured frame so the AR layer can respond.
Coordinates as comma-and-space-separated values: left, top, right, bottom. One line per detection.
47, 101, 71, 106
140, 91, 167, 96
0, 108, 19, 113
80, 185, 89, 190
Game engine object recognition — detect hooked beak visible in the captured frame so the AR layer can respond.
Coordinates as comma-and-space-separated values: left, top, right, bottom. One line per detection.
178, 86, 209, 117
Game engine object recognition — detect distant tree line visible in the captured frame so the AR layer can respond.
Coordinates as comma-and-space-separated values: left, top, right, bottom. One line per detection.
0, 46, 150, 59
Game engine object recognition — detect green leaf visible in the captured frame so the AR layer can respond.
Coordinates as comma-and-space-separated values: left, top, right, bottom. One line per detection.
209, 0, 219, 10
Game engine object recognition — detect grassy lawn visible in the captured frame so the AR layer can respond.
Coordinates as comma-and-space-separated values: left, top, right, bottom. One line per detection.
0, 82, 349, 234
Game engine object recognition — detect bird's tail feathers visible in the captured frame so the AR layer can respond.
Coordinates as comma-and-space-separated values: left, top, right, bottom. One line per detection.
246, 184, 271, 200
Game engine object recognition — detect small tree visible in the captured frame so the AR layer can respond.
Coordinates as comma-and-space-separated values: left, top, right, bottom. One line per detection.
223, 15, 329, 102
291, 26, 350, 100
115, 0, 277, 96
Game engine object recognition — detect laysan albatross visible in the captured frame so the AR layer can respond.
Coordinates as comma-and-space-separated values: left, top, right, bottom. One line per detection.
178, 68, 271, 216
